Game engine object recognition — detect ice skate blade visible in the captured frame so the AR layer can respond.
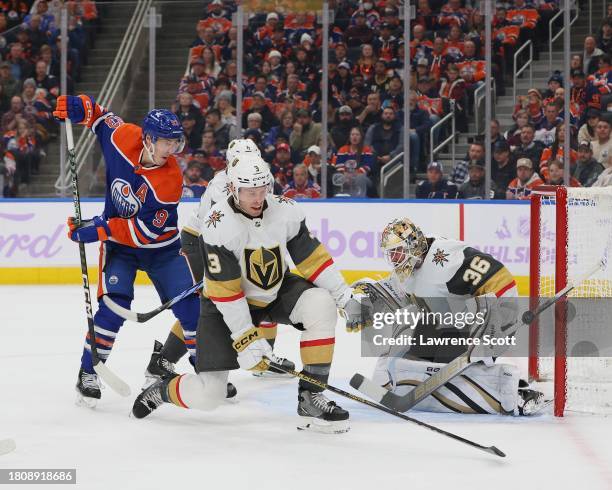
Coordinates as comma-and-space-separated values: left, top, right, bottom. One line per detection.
75, 391, 99, 409
297, 417, 350, 434
520, 398, 553, 416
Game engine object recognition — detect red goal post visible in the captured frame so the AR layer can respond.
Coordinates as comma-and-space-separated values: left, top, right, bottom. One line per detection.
529, 185, 612, 417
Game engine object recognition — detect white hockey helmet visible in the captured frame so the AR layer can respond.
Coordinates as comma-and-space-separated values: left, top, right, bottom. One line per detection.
227, 153, 273, 202
226, 138, 262, 163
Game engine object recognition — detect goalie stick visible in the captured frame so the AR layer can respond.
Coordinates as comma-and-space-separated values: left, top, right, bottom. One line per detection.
350, 258, 606, 413
264, 359, 505, 458
0, 439, 16, 456
66, 120, 130, 397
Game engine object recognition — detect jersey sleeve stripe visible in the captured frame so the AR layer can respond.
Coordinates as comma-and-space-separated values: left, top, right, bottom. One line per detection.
294, 243, 334, 280
207, 291, 245, 302
205, 278, 242, 300
306, 257, 334, 282
107, 218, 138, 247
495, 280, 517, 298
130, 218, 152, 245
136, 217, 159, 239
475, 267, 516, 297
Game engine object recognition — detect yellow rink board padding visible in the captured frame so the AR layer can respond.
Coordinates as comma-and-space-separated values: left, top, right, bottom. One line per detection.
0, 267, 531, 296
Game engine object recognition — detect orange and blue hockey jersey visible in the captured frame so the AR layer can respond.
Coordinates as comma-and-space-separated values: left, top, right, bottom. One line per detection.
90, 108, 183, 250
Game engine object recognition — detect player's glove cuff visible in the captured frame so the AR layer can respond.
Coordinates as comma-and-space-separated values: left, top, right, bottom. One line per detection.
67, 215, 111, 243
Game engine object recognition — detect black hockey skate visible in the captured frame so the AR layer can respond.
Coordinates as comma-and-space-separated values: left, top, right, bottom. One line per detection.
518, 380, 551, 416
132, 377, 174, 419
144, 340, 237, 399
253, 356, 296, 378
76, 368, 101, 408
143, 340, 177, 389
297, 389, 350, 434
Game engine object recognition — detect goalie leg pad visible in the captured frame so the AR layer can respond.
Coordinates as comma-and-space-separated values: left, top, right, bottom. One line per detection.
375, 357, 521, 415
172, 371, 229, 411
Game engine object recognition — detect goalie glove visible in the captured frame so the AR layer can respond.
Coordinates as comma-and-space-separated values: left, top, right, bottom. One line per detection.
231, 326, 274, 372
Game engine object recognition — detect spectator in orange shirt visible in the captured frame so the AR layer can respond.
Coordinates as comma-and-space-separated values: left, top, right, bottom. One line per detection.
546, 159, 581, 186
506, 157, 544, 200
539, 123, 578, 180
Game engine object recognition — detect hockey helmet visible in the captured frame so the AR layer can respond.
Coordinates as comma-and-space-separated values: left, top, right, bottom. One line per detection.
142, 109, 185, 154
226, 138, 262, 164
227, 153, 273, 203
380, 218, 429, 279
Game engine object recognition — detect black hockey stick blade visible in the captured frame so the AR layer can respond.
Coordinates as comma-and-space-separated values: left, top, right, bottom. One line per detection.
266, 359, 505, 458
102, 280, 203, 323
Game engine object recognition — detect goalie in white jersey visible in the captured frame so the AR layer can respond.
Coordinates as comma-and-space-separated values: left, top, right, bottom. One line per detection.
132, 152, 363, 433
141, 140, 292, 396
359, 218, 545, 416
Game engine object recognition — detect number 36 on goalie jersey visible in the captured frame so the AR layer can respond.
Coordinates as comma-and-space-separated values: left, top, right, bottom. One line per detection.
400, 238, 517, 299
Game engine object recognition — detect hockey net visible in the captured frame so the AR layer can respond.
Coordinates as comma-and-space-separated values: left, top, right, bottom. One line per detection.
529, 186, 612, 416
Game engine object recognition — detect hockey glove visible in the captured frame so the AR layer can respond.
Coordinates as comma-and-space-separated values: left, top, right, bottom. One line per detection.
337, 287, 373, 333
231, 326, 274, 372
67, 216, 111, 243
53, 95, 98, 126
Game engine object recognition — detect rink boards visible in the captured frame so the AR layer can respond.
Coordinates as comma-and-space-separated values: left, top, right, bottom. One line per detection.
0, 198, 532, 294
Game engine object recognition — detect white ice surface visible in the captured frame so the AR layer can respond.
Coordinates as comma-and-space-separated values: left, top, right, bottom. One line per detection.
1, 286, 611, 490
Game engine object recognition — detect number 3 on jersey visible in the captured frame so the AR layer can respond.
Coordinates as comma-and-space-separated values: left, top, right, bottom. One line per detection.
207, 253, 222, 273
462, 256, 491, 286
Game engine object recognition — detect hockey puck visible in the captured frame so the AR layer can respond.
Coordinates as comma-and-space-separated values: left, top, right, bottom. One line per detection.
522, 311, 536, 324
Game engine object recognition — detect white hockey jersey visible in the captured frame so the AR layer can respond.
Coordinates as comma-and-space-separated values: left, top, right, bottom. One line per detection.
199, 194, 348, 334
399, 237, 517, 298
183, 170, 232, 236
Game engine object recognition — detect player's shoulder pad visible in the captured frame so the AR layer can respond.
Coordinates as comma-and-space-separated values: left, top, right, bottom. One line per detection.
200, 199, 242, 246
267, 194, 305, 222
110, 123, 143, 166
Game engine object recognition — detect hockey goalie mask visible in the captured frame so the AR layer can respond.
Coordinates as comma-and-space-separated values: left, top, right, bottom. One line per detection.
380, 218, 429, 279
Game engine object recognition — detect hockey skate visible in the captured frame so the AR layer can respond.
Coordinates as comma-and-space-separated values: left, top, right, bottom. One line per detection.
143, 340, 237, 399
132, 376, 174, 419
143, 340, 177, 389
252, 356, 296, 379
518, 380, 551, 416
76, 368, 102, 408
297, 389, 350, 434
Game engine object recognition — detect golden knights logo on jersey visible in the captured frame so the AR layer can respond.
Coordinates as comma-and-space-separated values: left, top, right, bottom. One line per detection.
245, 246, 283, 290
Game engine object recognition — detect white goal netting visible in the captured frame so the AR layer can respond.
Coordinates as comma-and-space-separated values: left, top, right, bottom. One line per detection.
533, 187, 612, 415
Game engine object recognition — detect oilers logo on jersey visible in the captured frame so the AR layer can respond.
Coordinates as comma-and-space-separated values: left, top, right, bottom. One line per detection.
110, 178, 141, 218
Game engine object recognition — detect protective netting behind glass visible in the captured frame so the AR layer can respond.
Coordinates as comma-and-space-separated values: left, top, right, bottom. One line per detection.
530, 187, 612, 416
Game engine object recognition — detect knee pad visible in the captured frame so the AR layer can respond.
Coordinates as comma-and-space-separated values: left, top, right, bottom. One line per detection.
290, 288, 337, 341
94, 294, 130, 331
179, 371, 228, 411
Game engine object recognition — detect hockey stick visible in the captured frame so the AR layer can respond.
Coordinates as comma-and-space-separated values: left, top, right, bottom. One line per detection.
350, 258, 606, 413
66, 120, 130, 397
265, 359, 505, 458
102, 280, 203, 323
0, 439, 16, 456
